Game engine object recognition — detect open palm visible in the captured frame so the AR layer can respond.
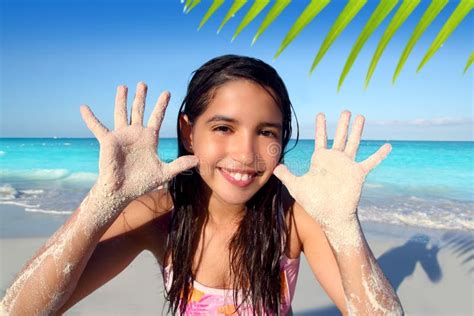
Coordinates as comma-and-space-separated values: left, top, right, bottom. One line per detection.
80, 82, 198, 199
273, 111, 391, 227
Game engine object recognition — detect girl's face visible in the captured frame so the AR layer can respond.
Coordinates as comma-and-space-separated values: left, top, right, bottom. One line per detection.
182, 79, 283, 208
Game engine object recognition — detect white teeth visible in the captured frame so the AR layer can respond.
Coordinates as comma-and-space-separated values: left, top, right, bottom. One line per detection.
222, 169, 253, 182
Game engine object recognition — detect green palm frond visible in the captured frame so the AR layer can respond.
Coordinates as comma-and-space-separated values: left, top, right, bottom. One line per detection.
184, 0, 192, 12
252, 0, 292, 45
392, 0, 449, 83
310, 0, 368, 75
184, 0, 201, 14
464, 50, 474, 73
232, 0, 271, 42
198, 0, 226, 30
274, 0, 331, 59
218, 0, 248, 34
182, 0, 473, 88
365, 0, 421, 89
338, 0, 399, 91
418, 0, 474, 72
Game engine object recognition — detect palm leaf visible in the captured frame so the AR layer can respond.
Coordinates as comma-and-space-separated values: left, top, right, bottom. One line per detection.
338, 0, 399, 91
392, 0, 448, 83
418, 0, 474, 72
218, 0, 248, 34
184, 0, 193, 13
274, 0, 331, 59
198, 0, 226, 30
464, 50, 474, 73
365, 0, 421, 89
309, 0, 368, 75
180, 0, 472, 87
184, 0, 201, 14
252, 0, 292, 46
232, 0, 270, 42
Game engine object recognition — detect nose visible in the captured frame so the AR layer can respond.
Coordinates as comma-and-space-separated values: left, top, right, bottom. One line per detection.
232, 132, 257, 166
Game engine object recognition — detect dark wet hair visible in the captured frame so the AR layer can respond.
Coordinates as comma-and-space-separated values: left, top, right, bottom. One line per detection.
164, 55, 299, 315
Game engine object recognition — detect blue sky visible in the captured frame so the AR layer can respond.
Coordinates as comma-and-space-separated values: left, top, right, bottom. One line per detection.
1, 0, 473, 140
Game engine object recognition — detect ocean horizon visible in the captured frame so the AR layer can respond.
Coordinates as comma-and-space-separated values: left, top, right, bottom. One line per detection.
1, 138, 473, 236
2, 137, 473, 141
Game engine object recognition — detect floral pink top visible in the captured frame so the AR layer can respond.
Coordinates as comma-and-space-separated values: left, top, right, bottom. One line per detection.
162, 255, 300, 315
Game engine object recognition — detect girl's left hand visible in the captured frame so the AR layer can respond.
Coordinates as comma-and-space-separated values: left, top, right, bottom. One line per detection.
273, 111, 392, 230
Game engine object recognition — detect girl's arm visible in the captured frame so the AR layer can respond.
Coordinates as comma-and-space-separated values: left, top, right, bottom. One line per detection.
1, 183, 135, 315
325, 216, 400, 315
274, 111, 403, 315
288, 200, 347, 313
56, 189, 170, 314
1, 83, 197, 315
293, 199, 401, 315
1, 187, 167, 315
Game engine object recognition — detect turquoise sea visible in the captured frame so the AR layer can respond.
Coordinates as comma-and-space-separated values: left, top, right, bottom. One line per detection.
0, 138, 472, 234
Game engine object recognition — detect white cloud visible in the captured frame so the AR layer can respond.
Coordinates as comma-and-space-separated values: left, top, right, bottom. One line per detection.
368, 117, 474, 127
291, 116, 473, 141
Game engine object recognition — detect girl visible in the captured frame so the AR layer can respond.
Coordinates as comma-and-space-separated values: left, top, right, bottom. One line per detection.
1, 55, 403, 315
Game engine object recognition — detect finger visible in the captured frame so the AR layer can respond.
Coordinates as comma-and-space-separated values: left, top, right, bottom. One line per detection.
273, 164, 298, 189
80, 105, 109, 140
131, 82, 147, 125
147, 91, 170, 132
344, 114, 365, 160
114, 85, 128, 130
163, 155, 199, 180
332, 110, 351, 151
359, 143, 392, 174
315, 113, 327, 151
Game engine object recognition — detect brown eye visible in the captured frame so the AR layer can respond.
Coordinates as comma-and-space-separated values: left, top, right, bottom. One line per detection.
213, 126, 232, 133
260, 130, 277, 138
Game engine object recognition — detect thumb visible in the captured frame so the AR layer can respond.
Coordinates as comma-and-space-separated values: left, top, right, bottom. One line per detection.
164, 155, 199, 180
273, 164, 297, 188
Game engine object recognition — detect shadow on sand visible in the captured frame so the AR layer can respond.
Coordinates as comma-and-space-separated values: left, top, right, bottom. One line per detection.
294, 231, 472, 316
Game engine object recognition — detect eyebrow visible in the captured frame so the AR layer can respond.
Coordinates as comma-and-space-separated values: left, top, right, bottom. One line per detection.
205, 115, 282, 129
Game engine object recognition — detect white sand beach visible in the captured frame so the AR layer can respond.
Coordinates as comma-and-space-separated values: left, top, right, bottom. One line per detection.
0, 203, 472, 315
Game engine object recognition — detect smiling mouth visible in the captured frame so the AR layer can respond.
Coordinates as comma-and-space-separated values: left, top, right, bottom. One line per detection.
218, 167, 258, 187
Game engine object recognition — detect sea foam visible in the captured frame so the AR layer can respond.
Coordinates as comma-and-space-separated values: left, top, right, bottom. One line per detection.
25, 208, 73, 215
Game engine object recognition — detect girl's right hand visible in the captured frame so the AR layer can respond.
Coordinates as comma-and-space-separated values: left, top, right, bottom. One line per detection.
80, 82, 198, 201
